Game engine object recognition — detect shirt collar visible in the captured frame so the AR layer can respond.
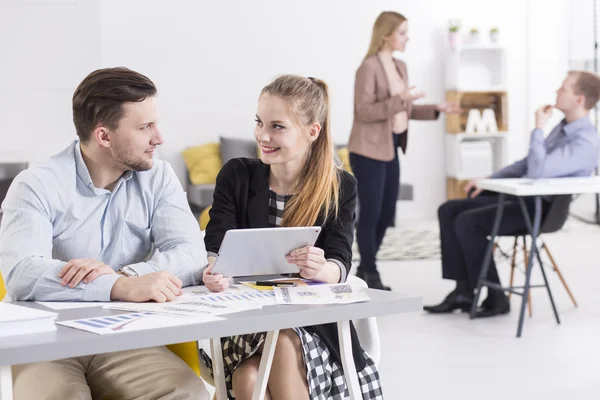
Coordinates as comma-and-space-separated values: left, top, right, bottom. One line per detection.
74, 140, 134, 193
74, 140, 95, 190
562, 116, 593, 136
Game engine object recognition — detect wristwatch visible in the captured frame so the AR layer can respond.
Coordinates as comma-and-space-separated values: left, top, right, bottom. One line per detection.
118, 266, 139, 277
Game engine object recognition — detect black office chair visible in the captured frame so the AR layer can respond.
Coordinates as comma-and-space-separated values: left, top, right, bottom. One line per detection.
494, 195, 577, 316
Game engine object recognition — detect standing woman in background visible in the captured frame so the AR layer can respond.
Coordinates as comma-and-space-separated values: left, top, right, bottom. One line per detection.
348, 11, 461, 290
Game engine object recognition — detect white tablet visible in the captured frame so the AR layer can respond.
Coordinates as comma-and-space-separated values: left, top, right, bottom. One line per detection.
212, 226, 322, 277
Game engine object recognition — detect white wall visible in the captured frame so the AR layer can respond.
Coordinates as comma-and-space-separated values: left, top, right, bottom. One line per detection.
0, 0, 575, 219
527, 0, 571, 135
0, 0, 102, 162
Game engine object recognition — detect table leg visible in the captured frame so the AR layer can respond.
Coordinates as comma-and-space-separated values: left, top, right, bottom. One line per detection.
251, 330, 279, 400
210, 337, 228, 400
338, 320, 362, 400
516, 196, 543, 338
470, 193, 506, 319
0, 365, 12, 400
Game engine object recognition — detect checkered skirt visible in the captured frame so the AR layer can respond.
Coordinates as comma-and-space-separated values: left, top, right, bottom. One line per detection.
200, 327, 383, 399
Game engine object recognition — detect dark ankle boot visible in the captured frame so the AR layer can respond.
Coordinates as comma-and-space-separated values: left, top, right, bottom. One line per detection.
363, 270, 391, 291
476, 290, 510, 318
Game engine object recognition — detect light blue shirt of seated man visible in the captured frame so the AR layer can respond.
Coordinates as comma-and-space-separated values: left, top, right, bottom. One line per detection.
491, 115, 600, 179
0, 140, 206, 301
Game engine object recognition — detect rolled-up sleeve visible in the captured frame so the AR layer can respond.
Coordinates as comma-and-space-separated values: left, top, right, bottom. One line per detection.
0, 178, 120, 301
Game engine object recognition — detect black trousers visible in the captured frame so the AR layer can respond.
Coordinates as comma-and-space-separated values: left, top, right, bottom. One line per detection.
437, 192, 550, 290
349, 133, 403, 272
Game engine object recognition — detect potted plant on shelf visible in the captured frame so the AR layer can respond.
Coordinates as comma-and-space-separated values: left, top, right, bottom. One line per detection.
448, 20, 461, 48
469, 27, 480, 43
490, 27, 500, 43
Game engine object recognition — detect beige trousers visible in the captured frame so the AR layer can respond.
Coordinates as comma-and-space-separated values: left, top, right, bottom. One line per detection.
12, 346, 209, 400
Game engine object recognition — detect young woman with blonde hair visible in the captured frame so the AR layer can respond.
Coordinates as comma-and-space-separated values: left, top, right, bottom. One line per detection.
202, 74, 383, 399
348, 11, 461, 290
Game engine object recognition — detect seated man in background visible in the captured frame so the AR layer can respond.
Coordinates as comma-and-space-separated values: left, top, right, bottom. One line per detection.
0, 67, 209, 399
424, 70, 600, 318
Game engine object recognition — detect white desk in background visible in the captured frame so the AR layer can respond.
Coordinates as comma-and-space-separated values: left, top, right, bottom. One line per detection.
472, 177, 600, 338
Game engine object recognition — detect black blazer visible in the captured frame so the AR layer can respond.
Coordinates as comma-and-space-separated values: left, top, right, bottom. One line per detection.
204, 157, 367, 370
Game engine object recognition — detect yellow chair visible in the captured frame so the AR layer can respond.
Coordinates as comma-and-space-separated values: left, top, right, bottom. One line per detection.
166, 342, 202, 376
0, 272, 5, 301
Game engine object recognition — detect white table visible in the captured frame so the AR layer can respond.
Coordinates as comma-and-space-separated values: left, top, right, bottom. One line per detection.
477, 177, 600, 196
472, 177, 600, 337
0, 290, 422, 400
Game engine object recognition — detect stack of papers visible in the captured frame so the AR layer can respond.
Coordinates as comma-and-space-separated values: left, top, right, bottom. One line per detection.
57, 312, 222, 335
0, 302, 58, 337
104, 286, 276, 317
273, 283, 370, 305
105, 296, 264, 317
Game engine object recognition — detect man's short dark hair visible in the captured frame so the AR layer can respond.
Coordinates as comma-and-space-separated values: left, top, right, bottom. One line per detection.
72, 67, 157, 142
570, 70, 600, 110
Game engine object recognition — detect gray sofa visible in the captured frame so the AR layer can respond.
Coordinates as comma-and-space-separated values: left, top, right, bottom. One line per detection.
185, 138, 413, 212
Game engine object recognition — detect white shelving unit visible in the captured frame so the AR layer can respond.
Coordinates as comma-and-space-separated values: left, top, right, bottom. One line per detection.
445, 46, 507, 92
444, 45, 509, 198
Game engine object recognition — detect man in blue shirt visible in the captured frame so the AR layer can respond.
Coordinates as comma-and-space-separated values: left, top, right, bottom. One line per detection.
0, 68, 209, 399
424, 71, 600, 318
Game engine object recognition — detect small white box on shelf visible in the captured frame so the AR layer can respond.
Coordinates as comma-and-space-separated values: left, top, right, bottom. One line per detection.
459, 141, 493, 178
445, 133, 508, 180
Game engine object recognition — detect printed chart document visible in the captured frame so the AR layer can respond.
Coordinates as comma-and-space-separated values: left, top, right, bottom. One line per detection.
188, 290, 276, 306
103, 284, 276, 317
186, 284, 277, 306
57, 312, 222, 335
39, 284, 264, 311
188, 284, 268, 296
105, 298, 262, 317
104, 291, 273, 317
273, 283, 371, 305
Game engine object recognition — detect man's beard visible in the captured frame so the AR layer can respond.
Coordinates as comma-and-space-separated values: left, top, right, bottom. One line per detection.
114, 148, 153, 172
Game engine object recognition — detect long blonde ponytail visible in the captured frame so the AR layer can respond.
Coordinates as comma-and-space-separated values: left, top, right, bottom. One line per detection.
260, 75, 340, 227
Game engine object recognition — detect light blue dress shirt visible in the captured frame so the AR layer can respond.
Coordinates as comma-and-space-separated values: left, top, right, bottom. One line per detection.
492, 116, 600, 179
0, 141, 206, 301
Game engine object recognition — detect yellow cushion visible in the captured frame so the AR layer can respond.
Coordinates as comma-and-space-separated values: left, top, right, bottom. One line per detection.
182, 143, 222, 185
199, 206, 211, 231
336, 146, 353, 174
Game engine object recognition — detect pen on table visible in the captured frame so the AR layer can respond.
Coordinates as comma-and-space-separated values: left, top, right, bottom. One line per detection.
255, 281, 297, 287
